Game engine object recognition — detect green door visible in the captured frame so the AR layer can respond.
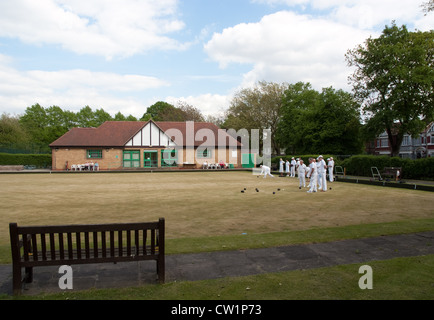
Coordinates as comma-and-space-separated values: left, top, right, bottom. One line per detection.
241, 153, 255, 168
144, 151, 158, 168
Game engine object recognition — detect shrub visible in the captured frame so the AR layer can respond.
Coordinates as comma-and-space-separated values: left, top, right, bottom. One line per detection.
0, 153, 52, 168
341, 155, 434, 180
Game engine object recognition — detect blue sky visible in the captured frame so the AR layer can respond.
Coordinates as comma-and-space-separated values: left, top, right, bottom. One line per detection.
0, 0, 432, 119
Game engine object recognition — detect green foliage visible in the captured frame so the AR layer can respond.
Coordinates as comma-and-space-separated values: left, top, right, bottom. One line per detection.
341, 155, 434, 180
346, 24, 434, 156
0, 113, 30, 145
0, 153, 51, 168
141, 101, 205, 122
1, 104, 137, 154
277, 82, 363, 155
271, 154, 434, 180
223, 81, 288, 154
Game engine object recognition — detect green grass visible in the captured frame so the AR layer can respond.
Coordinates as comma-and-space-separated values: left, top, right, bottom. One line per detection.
1, 218, 433, 264
1, 172, 433, 300
4, 255, 433, 300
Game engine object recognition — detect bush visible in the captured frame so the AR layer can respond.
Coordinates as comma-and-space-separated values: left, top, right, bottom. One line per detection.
271, 154, 434, 180
341, 155, 434, 180
0, 153, 52, 168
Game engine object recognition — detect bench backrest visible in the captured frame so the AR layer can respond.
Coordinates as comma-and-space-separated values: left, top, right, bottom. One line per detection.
9, 219, 165, 266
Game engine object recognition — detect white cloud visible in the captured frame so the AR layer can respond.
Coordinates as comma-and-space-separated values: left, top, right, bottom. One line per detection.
252, 0, 431, 30
0, 0, 187, 59
204, 11, 372, 91
205, 0, 433, 92
0, 54, 169, 117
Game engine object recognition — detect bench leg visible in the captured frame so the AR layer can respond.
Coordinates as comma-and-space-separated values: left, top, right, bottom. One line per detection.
24, 267, 33, 283
12, 265, 22, 295
157, 258, 165, 284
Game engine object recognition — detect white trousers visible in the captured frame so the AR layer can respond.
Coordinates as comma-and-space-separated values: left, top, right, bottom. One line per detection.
318, 172, 327, 191
299, 175, 306, 187
308, 174, 317, 192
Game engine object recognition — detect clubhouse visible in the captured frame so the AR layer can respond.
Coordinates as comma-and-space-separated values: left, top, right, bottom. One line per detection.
49, 120, 244, 171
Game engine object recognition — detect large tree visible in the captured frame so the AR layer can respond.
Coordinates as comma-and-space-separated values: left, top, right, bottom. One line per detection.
223, 81, 288, 154
0, 113, 30, 146
277, 82, 363, 155
346, 24, 434, 156
141, 101, 205, 122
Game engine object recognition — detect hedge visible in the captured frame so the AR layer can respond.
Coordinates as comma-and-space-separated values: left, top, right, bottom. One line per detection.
271, 154, 434, 180
0, 153, 52, 168
341, 155, 434, 180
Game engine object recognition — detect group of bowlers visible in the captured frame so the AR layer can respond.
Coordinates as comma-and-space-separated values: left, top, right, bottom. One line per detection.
259, 156, 335, 193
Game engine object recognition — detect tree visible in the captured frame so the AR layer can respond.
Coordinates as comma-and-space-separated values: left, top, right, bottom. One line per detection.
19, 104, 50, 145
346, 24, 434, 156
141, 101, 205, 122
421, 0, 434, 15
277, 82, 363, 155
223, 81, 288, 154
140, 101, 174, 121
0, 113, 30, 145
276, 82, 321, 154
177, 101, 205, 122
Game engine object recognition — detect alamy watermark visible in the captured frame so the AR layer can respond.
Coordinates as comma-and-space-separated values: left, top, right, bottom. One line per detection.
358, 265, 373, 290
58, 265, 73, 290
161, 121, 272, 170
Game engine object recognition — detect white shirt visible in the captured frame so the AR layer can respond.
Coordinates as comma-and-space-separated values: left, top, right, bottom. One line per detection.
298, 163, 306, 175
317, 159, 326, 174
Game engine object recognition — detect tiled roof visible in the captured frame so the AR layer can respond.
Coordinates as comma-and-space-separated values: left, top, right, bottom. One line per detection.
49, 121, 145, 147
155, 121, 241, 147
50, 121, 241, 148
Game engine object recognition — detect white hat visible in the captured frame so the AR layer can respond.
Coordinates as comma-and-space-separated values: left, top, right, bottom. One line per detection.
318, 155, 323, 158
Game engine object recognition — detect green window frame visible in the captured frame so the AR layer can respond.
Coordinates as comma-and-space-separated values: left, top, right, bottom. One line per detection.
123, 150, 140, 168
161, 149, 178, 167
197, 148, 212, 159
87, 150, 103, 159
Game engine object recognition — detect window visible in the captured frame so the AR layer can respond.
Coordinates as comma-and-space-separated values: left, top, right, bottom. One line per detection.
161, 149, 178, 167
123, 151, 140, 168
197, 148, 212, 159
87, 150, 102, 159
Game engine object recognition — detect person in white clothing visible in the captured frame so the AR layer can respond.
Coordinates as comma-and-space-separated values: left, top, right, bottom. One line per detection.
317, 155, 327, 192
327, 157, 335, 182
307, 158, 317, 193
297, 159, 307, 189
279, 158, 284, 177
285, 159, 290, 177
259, 165, 274, 178
290, 157, 296, 177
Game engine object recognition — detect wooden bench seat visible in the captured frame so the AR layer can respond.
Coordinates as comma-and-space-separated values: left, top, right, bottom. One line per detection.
382, 167, 402, 181
9, 219, 165, 294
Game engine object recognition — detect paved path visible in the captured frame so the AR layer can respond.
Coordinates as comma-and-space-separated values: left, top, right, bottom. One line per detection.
1, 231, 433, 296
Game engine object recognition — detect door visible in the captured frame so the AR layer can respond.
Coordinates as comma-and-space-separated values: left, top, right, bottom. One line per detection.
144, 151, 158, 168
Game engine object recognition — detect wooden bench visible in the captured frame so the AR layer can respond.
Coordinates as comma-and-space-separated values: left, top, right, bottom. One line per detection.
382, 167, 402, 181
9, 218, 165, 295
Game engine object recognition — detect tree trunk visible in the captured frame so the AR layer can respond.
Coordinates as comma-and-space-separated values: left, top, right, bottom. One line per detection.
386, 128, 404, 157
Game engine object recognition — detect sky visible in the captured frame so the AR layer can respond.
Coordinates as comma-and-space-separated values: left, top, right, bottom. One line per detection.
0, 0, 432, 120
